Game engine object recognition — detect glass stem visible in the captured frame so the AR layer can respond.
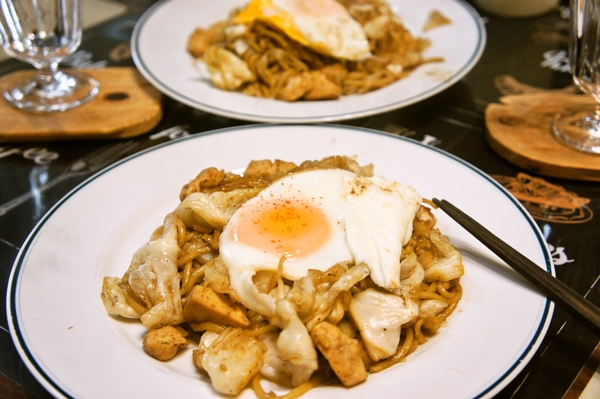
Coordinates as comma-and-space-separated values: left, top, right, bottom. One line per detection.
35, 62, 72, 99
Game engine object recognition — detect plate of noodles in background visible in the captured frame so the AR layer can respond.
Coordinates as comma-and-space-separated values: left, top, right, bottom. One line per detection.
8, 124, 552, 399
132, 0, 486, 122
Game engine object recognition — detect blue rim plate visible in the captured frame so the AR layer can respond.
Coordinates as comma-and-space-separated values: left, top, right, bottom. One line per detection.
8, 124, 551, 399
131, 0, 486, 123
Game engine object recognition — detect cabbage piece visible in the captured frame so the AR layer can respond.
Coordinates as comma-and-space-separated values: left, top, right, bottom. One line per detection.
203, 256, 233, 295
276, 299, 319, 387
203, 46, 256, 90
101, 213, 184, 329
101, 276, 142, 318
286, 275, 316, 314
173, 188, 258, 233
174, 189, 259, 232
362, 14, 390, 39
419, 299, 449, 319
174, 192, 226, 232
423, 229, 465, 282
258, 330, 296, 387
229, 268, 278, 317
194, 331, 220, 371
201, 328, 266, 395
399, 252, 425, 292
349, 288, 418, 361
303, 263, 370, 330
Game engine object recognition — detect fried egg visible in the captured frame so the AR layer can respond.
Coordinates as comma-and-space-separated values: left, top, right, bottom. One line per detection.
219, 168, 421, 316
234, 0, 372, 61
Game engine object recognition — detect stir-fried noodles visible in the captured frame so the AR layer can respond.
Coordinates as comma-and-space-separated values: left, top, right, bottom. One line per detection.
101, 156, 464, 398
187, 0, 446, 101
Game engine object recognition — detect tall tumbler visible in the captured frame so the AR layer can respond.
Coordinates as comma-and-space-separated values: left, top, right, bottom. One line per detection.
0, 0, 98, 112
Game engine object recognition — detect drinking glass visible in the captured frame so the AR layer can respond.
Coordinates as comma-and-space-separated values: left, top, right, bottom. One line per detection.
0, 0, 98, 112
552, 0, 600, 154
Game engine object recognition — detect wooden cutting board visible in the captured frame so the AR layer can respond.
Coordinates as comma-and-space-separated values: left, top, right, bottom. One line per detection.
485, 92, 600, 182
0, 67, 162, 142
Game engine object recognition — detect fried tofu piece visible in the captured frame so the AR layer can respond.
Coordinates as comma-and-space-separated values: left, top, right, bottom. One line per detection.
310, 321, 368, 386
275, 71, 342, 101
276, 73, 313, 102
319, 64, 348, 87
243, 159, 297, 178
179, 167, 226, 201
183, 285, 250, 328
304, 71, 343, 100
187, 21, 226, 58
143, 325, 188, 361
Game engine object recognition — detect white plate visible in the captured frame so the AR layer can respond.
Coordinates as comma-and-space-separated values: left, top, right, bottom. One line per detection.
8, 124, 552, 399
131, 0, 486, 123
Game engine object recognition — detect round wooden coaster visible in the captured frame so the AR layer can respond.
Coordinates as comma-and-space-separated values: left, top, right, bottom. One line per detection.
485, 92, 600, 182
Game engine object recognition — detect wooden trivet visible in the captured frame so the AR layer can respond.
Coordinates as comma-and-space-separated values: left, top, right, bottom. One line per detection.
0, 67, 162, 142
485, 92, 600, 182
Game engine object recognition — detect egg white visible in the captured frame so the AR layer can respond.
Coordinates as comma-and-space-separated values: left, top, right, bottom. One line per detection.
219, 168, 421, 316
234, 0, 372, 61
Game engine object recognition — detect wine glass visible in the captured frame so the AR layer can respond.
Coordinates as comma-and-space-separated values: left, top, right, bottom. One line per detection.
552, 0, 600, 154
0, 0, 98, 112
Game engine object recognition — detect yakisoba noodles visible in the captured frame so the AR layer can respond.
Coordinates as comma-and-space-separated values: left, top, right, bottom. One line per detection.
101, 156, 464, 398
186, 0, 449, 101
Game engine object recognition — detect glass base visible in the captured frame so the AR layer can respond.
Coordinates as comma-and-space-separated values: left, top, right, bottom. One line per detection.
4, 70, 99, 113
552, 104, 600, 155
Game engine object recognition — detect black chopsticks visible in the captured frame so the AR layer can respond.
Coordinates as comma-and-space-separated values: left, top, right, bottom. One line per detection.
432, 198, 600, 337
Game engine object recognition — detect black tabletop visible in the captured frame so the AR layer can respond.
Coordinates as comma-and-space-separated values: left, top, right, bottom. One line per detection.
1, 1, 599, 398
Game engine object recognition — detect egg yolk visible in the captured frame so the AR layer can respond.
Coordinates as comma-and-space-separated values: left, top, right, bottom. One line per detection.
234, 0, 308, 46
230, 197, 331, 260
